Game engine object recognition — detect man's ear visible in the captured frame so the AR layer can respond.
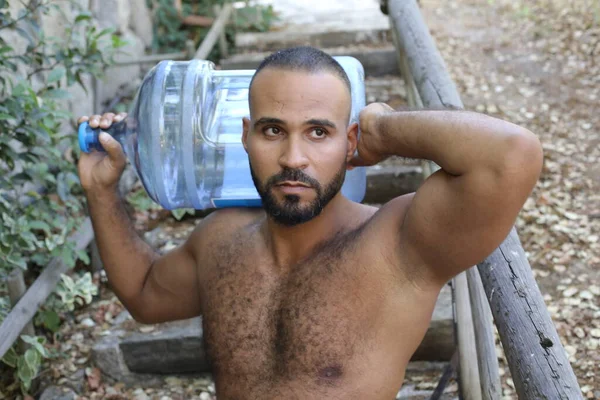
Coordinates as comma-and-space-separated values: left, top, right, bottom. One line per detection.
346, 122, 359, 163
242, 117, 251, 152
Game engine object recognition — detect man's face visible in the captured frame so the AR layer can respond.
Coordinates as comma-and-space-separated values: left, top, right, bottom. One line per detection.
242, 68, 357, 226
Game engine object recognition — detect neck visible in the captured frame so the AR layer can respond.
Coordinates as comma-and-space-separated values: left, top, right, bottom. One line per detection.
259, 194, 354, 270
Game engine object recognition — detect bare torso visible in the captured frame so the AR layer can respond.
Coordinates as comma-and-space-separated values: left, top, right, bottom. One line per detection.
193, 202, 441, 400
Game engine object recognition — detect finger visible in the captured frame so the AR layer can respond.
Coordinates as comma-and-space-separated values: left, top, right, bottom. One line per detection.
88, 115, 101, 128
100, 113, 115, 129
117, 112, 128, 120
77, 116, 89, 125
99, 132, 126, 170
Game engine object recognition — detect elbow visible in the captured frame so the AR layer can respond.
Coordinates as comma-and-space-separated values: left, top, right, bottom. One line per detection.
119, 294, 157, 325
498, 129, 544, 190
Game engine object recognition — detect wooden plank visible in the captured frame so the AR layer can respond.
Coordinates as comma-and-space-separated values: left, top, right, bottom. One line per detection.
194, 4, 233, 60
387, 0, 582, 398
467, 268, 502, 399
214, 5, 229, 59
6, 269, 36, 352
478, 229, 583, 399
0, 218, 94, 359
454, 272, 483, 400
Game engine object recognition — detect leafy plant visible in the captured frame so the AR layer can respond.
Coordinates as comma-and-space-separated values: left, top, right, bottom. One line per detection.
45, 272, 98, 313
0, 0, 123, 395
146, 0, 278, 58
1, 335, 53, 394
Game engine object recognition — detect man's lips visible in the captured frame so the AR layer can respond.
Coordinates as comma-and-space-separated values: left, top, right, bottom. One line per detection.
276, 181, 311, 188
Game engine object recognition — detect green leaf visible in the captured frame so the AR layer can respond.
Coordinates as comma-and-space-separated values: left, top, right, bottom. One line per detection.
6, 254, 27, 270
77, 249, 90, 265
23, 347, 41, 370
28, 220, 51, 232
47, 67, 65, 84
21, 336, 48, 358
0, 113, 15, 121
96, 27, 115, 39
17, 358, 34, 389
75, 13, 92, 23
38, 310, 61, 332
44, 89, 71, 99
1, 346, 18, 368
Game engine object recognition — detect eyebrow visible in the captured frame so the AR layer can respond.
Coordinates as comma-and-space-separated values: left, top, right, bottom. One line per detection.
253, 117, 337, 130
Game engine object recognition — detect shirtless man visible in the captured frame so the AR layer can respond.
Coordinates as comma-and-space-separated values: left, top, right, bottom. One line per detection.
77, 47, 543, 399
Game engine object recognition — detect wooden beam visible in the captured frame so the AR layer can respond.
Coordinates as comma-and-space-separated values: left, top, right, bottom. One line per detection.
194, 4, 233, 60
467, 268, 502, 399
214, 5, 229, 58
454, 272, 483, 400
478, 229, 583, 399
0, 218, 94, 359
387, 0, 582, 398
6, 269, 36, 352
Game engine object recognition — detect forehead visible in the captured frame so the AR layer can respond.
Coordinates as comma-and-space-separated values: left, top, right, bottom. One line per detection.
249, 68, 350, 122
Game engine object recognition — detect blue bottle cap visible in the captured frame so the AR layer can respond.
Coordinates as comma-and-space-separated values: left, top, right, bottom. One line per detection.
78, 121, 96, 153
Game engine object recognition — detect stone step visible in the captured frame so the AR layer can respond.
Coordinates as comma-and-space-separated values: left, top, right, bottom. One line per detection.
365, 165, 423, 204
235, 27, 392, 53
92, 286, 453, 383
220, 44, 400, 77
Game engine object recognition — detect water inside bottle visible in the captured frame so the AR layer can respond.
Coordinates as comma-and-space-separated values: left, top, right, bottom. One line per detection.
204, 71, 254, 145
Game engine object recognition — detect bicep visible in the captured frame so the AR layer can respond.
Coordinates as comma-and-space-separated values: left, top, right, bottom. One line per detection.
399, 168, 527, 285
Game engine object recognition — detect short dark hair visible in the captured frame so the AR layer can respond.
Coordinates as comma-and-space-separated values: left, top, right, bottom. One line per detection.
249, 46, 352, 97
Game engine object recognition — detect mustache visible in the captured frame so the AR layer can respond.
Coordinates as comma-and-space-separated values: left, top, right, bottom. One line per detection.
266, 168, 321, 189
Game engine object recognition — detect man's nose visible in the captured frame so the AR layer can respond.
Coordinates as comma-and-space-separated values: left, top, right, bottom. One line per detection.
278, 137, 309, 170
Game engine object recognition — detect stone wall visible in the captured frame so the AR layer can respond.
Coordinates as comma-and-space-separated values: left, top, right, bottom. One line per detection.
2, 0, 154, 122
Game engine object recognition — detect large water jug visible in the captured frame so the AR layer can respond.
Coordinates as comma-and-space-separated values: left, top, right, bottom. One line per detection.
78, 57, 367, 210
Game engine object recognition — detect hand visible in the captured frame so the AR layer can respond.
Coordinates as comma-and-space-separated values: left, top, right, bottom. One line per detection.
77, 112, 128, 193
349, 103, 394, 169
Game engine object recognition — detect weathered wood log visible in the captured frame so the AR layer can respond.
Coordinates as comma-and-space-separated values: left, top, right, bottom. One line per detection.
6, 269, 36, 352
467, 268, 502, 399
387, 0, 582, 398
194, 4, 233, 60
478, 228, 583, 399
453, 272, 483, 400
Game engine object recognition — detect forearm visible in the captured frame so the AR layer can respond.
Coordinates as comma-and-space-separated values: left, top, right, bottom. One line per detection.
376, 110, 538, 176
85, 188, 158, 306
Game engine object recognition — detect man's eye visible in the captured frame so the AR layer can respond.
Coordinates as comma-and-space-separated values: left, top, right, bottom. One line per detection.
264, 127, 281, 136
310, 128, 327, 139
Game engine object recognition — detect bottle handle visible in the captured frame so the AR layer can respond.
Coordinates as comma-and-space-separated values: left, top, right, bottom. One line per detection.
78, 119, 127, 153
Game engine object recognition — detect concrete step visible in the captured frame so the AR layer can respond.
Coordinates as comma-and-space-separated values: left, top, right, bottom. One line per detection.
92, 286, 453, 383
235, 27, 392, 53
365, 165, 423, 204
220, 44, 400, 77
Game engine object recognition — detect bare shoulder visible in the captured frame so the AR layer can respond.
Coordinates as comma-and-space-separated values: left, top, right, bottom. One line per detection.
185, 208, 263, 258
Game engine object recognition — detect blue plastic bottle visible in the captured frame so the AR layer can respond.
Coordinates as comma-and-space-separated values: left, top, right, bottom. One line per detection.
78, 57, 367, 210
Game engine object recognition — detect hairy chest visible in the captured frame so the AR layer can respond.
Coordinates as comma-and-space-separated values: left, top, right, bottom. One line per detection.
200, 232, 385, 388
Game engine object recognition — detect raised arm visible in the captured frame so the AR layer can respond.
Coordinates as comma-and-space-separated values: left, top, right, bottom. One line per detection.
78, 113, 203, 324
352, 104, 543, 286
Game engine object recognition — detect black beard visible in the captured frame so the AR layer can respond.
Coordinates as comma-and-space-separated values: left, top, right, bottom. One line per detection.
249, 161, 346, 227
